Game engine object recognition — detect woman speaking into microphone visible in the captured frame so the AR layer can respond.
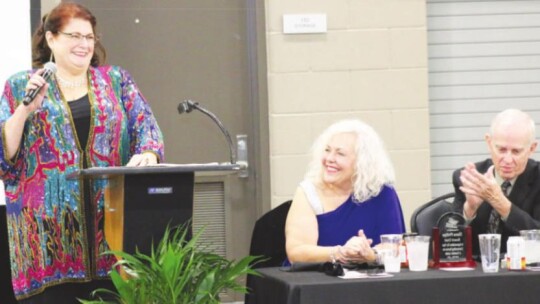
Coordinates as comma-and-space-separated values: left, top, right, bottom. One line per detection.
0, 2, 163, 302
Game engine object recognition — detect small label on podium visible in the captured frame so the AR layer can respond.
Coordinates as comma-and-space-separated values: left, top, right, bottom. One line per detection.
432, 212, 476, 269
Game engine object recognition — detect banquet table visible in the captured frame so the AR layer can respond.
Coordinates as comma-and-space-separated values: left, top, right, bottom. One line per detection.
246, 266, 540, 304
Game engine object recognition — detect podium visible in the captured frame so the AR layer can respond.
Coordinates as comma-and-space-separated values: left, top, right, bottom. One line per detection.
70, 163, 241, 255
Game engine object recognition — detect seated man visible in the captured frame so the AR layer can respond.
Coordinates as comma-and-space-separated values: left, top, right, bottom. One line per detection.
453, 109, 540, 257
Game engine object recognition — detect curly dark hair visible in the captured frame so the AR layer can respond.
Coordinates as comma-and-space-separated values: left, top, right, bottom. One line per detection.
31, 2, 106, 68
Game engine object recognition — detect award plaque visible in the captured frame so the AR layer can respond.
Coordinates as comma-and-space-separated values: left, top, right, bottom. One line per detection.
432, 212, 476, 269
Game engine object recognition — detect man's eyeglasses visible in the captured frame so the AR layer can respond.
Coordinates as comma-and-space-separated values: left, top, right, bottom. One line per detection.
58, 31, 99, 44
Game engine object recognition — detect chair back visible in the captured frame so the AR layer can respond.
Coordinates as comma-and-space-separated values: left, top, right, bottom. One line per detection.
245, 200, 292, 304
248, 200, 292, 268
410, 192, 455, 236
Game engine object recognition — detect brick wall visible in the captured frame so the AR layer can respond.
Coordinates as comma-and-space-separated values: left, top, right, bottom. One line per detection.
265, 0, 431, 229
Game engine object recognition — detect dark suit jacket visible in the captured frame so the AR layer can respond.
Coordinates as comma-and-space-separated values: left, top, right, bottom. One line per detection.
453, 159, 540, 256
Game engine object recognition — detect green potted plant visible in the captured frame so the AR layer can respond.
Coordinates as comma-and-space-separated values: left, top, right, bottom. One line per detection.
80, 224, 260, 304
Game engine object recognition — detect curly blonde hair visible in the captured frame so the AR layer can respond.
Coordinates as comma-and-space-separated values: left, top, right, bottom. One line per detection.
304, 119, 395, 202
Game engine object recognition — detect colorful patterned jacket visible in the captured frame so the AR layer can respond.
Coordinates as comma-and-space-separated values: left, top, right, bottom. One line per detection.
0, 65, 164, 300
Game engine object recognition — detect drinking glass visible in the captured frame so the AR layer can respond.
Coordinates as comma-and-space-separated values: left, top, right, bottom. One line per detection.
404, 235, 430, 271
478, 234, 501, 273
379, 234, 402, 273
519, 230, 540, 265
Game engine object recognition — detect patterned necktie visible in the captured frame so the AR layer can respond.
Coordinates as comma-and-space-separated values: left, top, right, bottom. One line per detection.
487, 181, 511, 233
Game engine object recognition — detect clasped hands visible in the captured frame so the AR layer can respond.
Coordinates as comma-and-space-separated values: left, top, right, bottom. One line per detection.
334, 230, 376, 263
459, 163, 511, 219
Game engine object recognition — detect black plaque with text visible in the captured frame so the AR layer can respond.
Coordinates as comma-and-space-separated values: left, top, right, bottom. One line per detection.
432, 212, 476, 269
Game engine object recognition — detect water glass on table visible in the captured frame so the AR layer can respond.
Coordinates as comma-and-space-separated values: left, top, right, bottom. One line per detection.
379, 234, 403, 273
520, 230, 540, 266
478, 234, 501, 273
404, 235, 430, 271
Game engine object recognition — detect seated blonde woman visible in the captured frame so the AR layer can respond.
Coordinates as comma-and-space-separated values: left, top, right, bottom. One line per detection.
285, 119, 405, 265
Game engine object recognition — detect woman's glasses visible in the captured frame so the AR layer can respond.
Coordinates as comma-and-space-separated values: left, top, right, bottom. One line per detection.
58, 31, 99, 44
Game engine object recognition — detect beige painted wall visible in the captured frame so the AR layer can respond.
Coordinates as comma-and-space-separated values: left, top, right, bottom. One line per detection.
265, 0, 431, 231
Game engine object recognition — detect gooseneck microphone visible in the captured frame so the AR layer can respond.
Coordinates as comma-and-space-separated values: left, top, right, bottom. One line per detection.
23, 61, 57, 106
177, 99, 237, 164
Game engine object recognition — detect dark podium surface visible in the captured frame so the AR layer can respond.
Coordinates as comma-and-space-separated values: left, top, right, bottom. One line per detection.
248, 266, 540, 304
69, 163, 241, 178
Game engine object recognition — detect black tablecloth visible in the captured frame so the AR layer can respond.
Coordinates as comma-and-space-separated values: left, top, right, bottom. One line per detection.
248, 266, 540, 304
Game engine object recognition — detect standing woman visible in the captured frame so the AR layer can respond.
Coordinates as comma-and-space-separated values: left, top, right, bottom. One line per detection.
285, 119, 405, 264
0, 2, 164, 302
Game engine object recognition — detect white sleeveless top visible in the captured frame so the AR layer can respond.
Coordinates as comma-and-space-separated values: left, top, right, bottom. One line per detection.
300, 180, 324, 215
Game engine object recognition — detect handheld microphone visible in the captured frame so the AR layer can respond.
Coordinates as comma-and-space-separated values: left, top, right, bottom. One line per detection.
23, 62, 57, 106
177, 99, 237, 164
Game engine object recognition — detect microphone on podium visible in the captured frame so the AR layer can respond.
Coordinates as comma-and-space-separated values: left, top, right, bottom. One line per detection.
177, 100, 237, 164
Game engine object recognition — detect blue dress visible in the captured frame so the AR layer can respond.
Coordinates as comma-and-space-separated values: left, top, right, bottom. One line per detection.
316, 185, 406, 247
285, 183, 406, 265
